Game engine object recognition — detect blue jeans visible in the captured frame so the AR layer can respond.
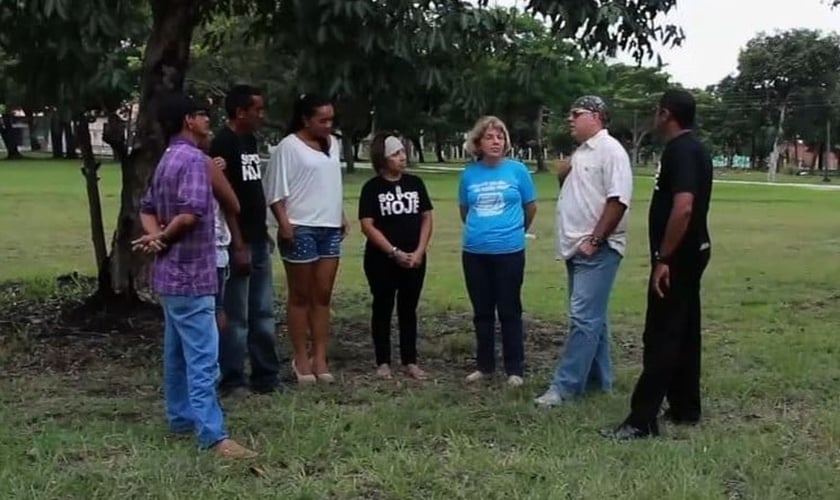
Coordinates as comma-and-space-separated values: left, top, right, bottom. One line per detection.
219, 239, 281, 393
162, 295, 228, 449
551, 246, 622, 397
462, 250, 526, 377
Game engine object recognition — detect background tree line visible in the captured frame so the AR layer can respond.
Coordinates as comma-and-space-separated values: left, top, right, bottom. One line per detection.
3, 0, 839, 308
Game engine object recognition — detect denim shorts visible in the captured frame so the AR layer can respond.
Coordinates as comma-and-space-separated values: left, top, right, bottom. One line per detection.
279, 225, 342, 263
215, 266, 229, 312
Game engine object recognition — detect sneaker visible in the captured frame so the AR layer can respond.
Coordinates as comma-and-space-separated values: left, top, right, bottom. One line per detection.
507, 375, 524, 387
465, 370, 485, 383
211, 438, 258, 459
534, 387, 564, 407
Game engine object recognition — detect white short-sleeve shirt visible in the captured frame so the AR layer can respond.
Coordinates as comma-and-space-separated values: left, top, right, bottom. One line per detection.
263, 133, 344, 228
213, 200, 231, 268
555, 129, 633, 260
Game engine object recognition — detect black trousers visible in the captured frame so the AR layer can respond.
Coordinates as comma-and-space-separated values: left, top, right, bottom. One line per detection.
364, 253, 427, 366
462, 250, 526, 377
626, 250, 710, 429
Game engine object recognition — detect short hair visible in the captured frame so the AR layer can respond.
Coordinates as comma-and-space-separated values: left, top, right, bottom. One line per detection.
464, 116, 511, 159
158, 93, 208, 142
659, 89, 696, 129
369, 130, 398, 173
224, 84, 262, 119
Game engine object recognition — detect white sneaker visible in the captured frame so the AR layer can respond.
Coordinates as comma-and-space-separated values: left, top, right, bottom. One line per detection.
465, 370, 485, 383
534, 387, 564, 407
507, 375, 524, 387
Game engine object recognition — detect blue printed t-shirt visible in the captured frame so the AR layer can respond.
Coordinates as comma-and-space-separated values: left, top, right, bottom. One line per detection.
458, 158, 536, 254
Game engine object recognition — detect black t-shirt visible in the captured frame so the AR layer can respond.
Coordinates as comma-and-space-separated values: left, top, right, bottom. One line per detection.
358, 173, 433, 256
648, 132, 713, 260
209, 126, 267, 243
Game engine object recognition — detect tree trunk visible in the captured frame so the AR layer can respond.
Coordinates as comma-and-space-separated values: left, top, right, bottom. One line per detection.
434, 129, 446, 163
102, 110, 128, 162
767, 100, 787, 181
403, 137, 415, 167
631, 128, 648, 167
63, 120, 79, 159
816, 141, 824, 172
534, 105, 547, 172
410, 136, 425, 164
104, 0, 202, 300
0, 113, 23, 159
24, 109, 42, 151
342, 134, 356, 173
50, 112, 64, 158
75, 114, 108, 275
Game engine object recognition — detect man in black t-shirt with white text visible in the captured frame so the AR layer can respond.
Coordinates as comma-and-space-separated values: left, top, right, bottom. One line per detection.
211, 84, 281, 397
603, 89, 713, 440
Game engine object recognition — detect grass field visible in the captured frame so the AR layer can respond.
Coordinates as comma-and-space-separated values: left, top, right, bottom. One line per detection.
1, 159, 839, 499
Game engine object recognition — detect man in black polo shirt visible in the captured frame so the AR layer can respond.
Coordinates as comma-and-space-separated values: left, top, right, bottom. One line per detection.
603, 89, 713, 439
211, 84, 281, 397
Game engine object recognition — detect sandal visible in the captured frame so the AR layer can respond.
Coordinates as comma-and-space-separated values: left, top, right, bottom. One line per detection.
376, 364, 393, 380
405, 364, 429, 380
292, 359, 316, 384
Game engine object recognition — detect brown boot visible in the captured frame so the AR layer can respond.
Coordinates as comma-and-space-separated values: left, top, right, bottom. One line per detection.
211, 438, 258, 459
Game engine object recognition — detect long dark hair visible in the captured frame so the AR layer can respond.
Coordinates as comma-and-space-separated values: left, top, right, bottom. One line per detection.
287, 93, 333, 154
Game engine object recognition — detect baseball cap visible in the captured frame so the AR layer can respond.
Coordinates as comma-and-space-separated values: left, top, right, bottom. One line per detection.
159, 93, 210, 138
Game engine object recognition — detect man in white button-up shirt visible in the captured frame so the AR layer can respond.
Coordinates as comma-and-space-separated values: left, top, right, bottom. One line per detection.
535, 95, 633, 407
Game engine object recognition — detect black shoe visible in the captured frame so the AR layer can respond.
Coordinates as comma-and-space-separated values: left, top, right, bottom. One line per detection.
251, 383, 285, 395
662, 408, 700, 426
219, 385, 250, 400
600, 421, 660, 440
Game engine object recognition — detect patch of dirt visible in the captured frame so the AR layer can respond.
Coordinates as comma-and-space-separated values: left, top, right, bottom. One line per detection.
1, 274, 626, 384
1, 274, 163, 378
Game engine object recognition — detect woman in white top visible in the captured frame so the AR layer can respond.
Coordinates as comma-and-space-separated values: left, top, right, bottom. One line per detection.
264, 94, 348, 384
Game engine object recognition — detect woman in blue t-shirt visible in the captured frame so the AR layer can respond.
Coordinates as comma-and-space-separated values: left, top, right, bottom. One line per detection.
458, 116, 537, 387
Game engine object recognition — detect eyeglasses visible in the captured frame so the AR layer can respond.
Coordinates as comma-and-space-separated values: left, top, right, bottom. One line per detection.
569, 109, 593, 119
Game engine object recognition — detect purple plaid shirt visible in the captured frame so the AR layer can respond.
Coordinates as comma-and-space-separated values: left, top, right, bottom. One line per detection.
140, 136, 217, 296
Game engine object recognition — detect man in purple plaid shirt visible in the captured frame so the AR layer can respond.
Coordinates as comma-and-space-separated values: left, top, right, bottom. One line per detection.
134, 94, 257, 459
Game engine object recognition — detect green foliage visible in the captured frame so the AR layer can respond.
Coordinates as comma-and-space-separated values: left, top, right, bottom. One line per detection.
698, 29, 840, 165
0, 0, 145, 114
522, 0, 684, 62
738, 29, 840, 103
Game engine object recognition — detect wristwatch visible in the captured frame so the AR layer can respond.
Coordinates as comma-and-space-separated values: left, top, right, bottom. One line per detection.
654, 251, 670, 264
388, 246, 399, 258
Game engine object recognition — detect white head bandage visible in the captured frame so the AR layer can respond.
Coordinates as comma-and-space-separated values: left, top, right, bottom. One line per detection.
384, 136, 404, 157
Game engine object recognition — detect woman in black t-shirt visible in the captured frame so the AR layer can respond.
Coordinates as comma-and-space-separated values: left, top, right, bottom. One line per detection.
358, 132, 434, 380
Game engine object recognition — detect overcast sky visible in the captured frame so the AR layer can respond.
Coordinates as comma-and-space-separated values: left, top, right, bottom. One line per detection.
483, 0, 840, 89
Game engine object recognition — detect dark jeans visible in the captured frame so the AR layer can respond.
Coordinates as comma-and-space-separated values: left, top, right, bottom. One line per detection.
626, 250, 711, 430
364, 253, 427, 366
218, 239, 281, 393
462, 250, 526, 377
